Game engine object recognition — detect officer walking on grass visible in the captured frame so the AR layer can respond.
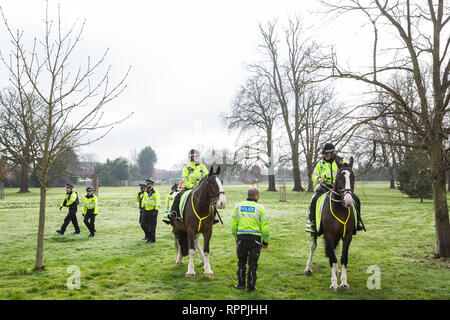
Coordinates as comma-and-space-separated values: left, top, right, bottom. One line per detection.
231, 187, 269, 291
141, 179, 161, 243
56, 184, 80, 235
82, 187, 98, 237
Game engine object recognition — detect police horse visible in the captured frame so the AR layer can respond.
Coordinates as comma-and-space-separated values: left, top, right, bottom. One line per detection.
172, 166, 226, 277
304, 157, 357, 290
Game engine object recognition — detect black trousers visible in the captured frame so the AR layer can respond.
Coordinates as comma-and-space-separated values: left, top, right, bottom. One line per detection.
309, 186, 362, 222
61, 207, 80, 232
139, 209, 146, 234
142, 209, 158, 242
83, 212, 96, 234
236, 235, 262, 274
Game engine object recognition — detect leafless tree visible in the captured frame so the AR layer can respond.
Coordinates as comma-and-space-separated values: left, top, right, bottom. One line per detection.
252, 17, 326, 191
0, 4, 131, 269
320, 0, 450, 257
222, 73, 281, 191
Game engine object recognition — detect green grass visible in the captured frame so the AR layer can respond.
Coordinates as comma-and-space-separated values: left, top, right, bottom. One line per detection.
0, 182, 449, 300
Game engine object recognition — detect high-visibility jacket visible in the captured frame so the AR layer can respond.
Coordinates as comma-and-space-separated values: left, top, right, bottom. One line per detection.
231, 200, 269, 244
81, 194, 99, 215
137, 191, 145, 209
60, 191, 79, 209
142, 189, 161, 211
312, 156, 348, 187
165, 192, 177, 215
182, 162, 208, 189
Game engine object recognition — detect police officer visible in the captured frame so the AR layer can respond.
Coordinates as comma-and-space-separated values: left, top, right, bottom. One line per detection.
169, 149, 209, 222
308, 143, 365, 233
162, 183, 179, 225
137, 183, 147, 240
56, 184, 80, 235
82, 187, 98, 237
231, 187, 269, 291
141, 179, 161, 243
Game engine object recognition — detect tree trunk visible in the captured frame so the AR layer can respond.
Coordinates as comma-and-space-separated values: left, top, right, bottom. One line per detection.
291, 152, 304, 191
267, 174, 276, 192
447, 169, 450, 192
429, 142, 450, 258
19, 163, 30, 193
35, 184, 47, 270
306, 161, 314, 192
389, 165, 395, 189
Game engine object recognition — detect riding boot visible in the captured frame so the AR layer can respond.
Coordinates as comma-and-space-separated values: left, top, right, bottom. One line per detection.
308, 206, 317, 232
246, 271, 257, 291
234, 269, 246, 289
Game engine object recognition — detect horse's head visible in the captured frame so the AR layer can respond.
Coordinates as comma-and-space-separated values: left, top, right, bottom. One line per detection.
206, 166, 227, 209
335, 156, 355, 208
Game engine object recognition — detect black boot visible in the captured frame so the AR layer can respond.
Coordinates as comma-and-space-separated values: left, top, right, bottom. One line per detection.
234, 269, 246, 290
246, 271, 257, 291
56, 229, 64, 235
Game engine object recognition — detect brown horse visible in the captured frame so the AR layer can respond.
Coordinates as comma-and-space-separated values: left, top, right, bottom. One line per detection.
172, 166, 226, 277
304, 157, 357, 290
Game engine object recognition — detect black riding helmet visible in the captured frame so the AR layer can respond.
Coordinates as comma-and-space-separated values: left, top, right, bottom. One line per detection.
321, 143, 336, 155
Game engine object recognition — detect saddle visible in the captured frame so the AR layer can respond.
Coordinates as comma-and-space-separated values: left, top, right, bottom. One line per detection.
167, 189, 193, 222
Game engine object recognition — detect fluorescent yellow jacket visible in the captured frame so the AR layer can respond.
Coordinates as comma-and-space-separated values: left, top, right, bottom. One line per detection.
137, 191, 145, 209
182, 162, 208, 189
81, 194, 99, 215
142, 189, 161, 211
165, 192, 177, 214
60, 191, 79, 209
231, 200, 269, 244
312, 156, 348, 187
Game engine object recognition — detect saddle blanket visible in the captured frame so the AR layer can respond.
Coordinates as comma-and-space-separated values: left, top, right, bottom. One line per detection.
166, 189, 192, 221
305, 192, 328, 234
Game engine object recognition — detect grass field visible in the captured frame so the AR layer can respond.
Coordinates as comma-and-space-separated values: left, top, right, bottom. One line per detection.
0, 182, 449, 300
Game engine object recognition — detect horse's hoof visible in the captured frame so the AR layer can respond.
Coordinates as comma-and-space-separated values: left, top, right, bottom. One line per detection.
339, 284, 350, 291
176, 260, 183, 265
330, 285, 339, 291
185, 272, 196, 277
204, 271, 214, 277
304, 270, 313, 277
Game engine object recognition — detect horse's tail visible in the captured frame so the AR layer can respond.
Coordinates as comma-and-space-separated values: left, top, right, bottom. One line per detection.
179, 230, 189, 257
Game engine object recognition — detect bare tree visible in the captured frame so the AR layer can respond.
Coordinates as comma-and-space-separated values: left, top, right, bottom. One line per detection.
321, 0, 450, 257
252, 17, 324, 191
0, 4, 131, 269
222, 73, 281, 191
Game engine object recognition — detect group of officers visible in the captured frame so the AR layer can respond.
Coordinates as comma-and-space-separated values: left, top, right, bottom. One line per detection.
55, 145, 365, 291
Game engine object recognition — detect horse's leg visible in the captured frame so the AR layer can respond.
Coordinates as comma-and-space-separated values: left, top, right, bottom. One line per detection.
186, 230, 196, 277
339, 236, 352, 290
202, 229, 214, 277
194, 234, 205, 265
325, 235, 339, 291
304, 233, 317, 276
176, 237, 183, 264
334, 241, 341, 276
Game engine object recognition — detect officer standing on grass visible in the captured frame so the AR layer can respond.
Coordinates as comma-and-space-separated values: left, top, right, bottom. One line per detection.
56, 184, 80, 235
231, 187, 269, 291
137, 183, 147, 240
81, 187, 98, 237
141, 179, 161, 243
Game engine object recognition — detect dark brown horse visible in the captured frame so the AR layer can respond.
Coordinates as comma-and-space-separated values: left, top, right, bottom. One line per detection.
172, 166, 226, 277
304, 157, 356, 290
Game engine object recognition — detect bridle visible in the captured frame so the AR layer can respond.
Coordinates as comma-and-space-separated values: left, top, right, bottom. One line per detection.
321, 171, 354, 208
192, 176, 225, 205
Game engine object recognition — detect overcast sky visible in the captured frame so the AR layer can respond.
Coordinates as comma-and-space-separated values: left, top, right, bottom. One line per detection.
0, 0, 374, 170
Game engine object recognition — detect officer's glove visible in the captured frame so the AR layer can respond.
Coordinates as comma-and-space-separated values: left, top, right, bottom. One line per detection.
59, 207, 62, 211
262, 243, 269, 250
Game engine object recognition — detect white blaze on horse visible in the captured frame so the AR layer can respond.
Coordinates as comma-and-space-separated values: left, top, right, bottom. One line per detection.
171, 166, 226, 277
304, 157, 358, 291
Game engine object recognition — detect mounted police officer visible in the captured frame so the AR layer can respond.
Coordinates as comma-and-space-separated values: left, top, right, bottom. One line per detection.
137, 183, 147, 239
162, 183, 180, 224
231, 187, 269, 291
309, 143, 365, 233
168, 149, 209, 222
141, 179, 161, 243
56, 184, 80, 235
82, 187, 98, 237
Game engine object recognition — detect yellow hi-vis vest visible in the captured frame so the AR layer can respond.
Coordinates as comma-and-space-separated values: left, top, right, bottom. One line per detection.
81, 194, 99, 215
142, 189, 161, 211
231, 200, 269, 244
182, 162, 208, 189
312, 156, 348, 187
